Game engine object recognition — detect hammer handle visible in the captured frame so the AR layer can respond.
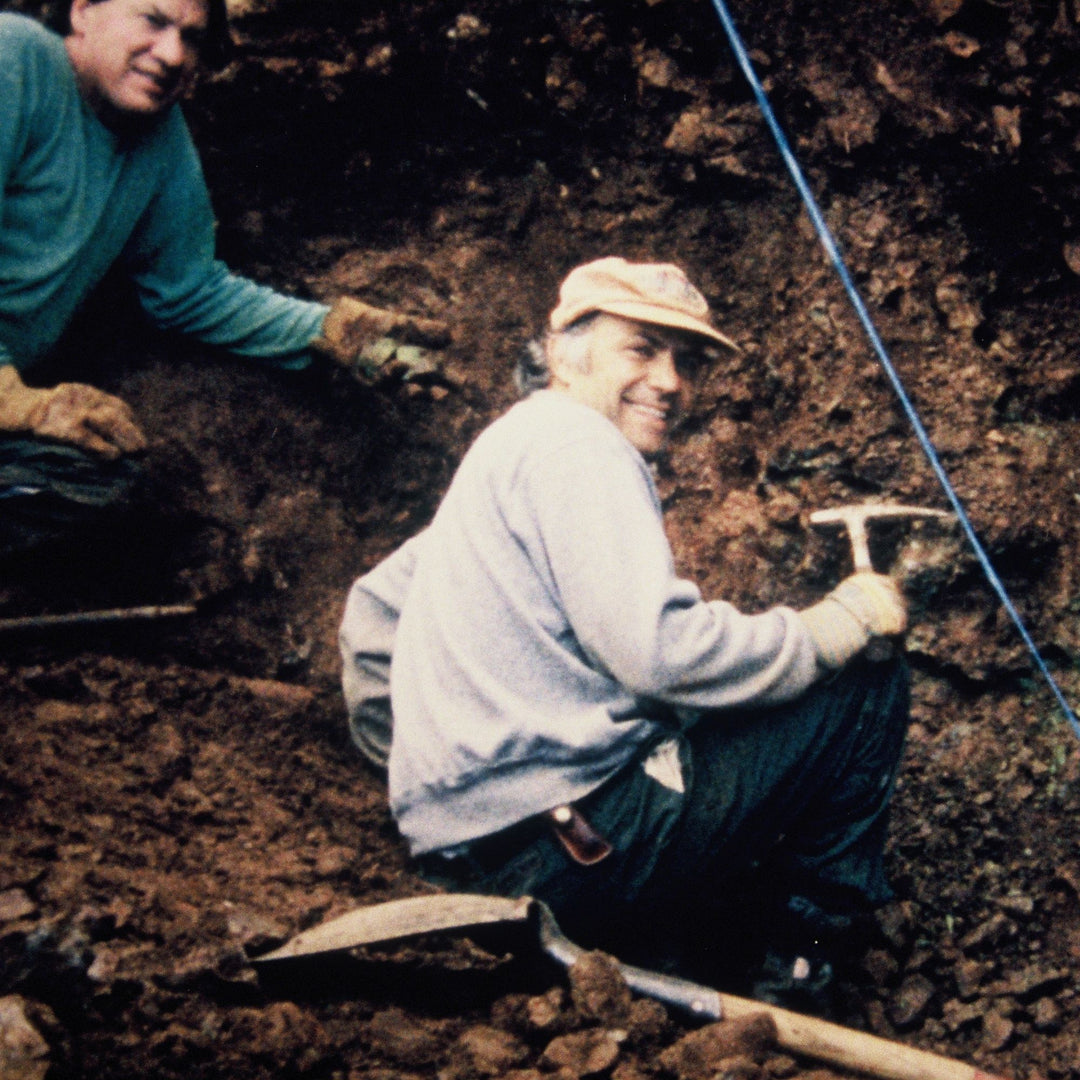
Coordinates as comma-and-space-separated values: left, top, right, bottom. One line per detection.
829, 517, 894, 658
847, 518, 873, 572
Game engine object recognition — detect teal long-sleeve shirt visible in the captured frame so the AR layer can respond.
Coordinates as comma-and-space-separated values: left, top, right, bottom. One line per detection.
0, 14, 329, 373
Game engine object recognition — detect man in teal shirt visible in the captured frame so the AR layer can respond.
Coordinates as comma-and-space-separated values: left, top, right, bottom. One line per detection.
0, 0, 446, 550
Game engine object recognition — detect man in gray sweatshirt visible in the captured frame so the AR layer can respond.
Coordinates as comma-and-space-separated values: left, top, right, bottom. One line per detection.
339, 256, 910, 1011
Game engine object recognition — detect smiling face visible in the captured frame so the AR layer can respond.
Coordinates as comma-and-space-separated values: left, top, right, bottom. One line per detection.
65, 0, 209, 125
549, 313, 708, 455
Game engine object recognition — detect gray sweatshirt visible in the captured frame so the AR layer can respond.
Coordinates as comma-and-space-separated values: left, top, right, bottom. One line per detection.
344, 390, 822, 855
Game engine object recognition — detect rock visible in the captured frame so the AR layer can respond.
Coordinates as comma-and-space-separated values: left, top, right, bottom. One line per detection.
446, 14, 489, 41
763, 1055, 800, 1077
234, 677, 315, 709
714, 1058, 764, 1080
85, 943, 125, 984
224, 905, 289, 951
612, 1062, 652, 1080
981, 1010, 1014, 1052
231, 1001, 326, 1060
942, 998, 982, 1034
657, 1015, 778, 1080
823, 90, 880, 153
32, 700, 84, 727
368, 1007, 445, 1067
542, 1029, 624, 1076
454, 1024, 529, 1075
0, 890, 36, 923
715, 489, 767, 539
887, 974, 936, 1029
998, 893, 1035, 918
924, 0, 965, 23
1031, 996, 1062, 1034
526, 988, 571, 1034
862, 948, 899, 988
763, 491, 801, 530
997, 964, 1070, 1002
0, 996, 50, 1080
991, 105, 1022, 150
490, 988, 572, 1036
160, 943, 259, 994
1063, 240, 1080, 276
569, 952, 633, 1025
958, 913, 1015, 952
663, 104, 760, 166
934, 275, 982, 332
624, 998, 669, 1044
145, 722, 190, 793
876, 902, 916, 951
942, 31, 980, 58
952, 958, 988, 1000
635, 47, 682, 92
313, 845, 356, 877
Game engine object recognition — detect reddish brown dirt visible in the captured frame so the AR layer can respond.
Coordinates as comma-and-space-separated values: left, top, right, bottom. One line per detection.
2, 2, 1080, 1078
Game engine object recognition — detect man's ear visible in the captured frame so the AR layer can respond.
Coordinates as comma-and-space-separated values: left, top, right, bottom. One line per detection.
546, 337, 570, 389
546, 333, 587, 390
68, 0, 93, 36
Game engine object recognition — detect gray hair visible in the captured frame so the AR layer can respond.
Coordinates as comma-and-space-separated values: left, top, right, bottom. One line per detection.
513, 313, 599, 397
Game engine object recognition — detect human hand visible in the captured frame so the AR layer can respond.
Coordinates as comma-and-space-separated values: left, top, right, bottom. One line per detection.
829, 572, 908, 636
32, 382, 147, 459
0, 366, 147, 460
311, 296, 452, 383
798, 572, 908, 669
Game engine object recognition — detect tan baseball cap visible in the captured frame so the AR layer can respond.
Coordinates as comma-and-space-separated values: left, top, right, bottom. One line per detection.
549, 256, 738, 351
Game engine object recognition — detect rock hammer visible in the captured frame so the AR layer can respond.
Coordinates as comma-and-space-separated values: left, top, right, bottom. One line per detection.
809, 503, 953, 574
809, 503, 953, 659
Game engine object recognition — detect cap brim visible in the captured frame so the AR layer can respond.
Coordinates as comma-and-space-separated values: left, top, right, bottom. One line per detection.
588, 301, 740, 352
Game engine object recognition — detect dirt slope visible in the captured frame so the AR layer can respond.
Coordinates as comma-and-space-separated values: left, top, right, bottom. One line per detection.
2, 1, 1080, 1078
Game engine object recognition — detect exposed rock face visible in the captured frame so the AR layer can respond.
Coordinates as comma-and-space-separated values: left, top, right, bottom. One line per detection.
3, 1, 1080, 1078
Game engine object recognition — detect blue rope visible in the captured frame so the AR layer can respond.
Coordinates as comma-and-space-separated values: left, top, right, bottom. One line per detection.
707, 0, 1080, 742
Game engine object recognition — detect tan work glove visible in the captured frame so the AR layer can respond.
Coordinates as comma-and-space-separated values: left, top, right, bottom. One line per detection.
0, 364, 147, 461
311, 297, 452, 383
798, 571, 908, 669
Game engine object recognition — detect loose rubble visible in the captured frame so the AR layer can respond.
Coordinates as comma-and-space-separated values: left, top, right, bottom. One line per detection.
2, 0, 1080, 1077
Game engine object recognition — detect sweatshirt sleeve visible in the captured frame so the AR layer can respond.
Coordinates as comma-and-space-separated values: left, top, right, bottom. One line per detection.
339, 531, 426, 766
123, 113, 329, 367
525, 438, 821, 711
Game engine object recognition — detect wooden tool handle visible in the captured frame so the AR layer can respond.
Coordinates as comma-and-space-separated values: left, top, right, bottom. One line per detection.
719, 991, 1009, 1080
535, 898, 1007, 1080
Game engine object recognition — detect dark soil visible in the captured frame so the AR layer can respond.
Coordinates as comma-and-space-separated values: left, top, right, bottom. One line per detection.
3, 1, 1080, 1078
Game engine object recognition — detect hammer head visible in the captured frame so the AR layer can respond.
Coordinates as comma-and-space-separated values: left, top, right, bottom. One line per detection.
809, 503, 953, 572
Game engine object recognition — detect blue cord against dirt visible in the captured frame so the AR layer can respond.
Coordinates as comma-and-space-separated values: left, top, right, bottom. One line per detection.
707, 0, 1080, 742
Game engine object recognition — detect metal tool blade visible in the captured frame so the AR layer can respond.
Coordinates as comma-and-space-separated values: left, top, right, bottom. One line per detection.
252, 892, 532, 962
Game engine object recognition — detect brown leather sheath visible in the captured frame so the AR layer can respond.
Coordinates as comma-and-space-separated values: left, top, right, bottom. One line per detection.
545, 805, 613, 866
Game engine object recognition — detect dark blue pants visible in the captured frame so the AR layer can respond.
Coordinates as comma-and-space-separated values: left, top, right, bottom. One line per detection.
420, 656, 910, 972
0, 438, 142, 557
